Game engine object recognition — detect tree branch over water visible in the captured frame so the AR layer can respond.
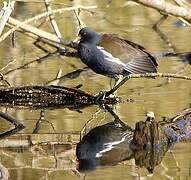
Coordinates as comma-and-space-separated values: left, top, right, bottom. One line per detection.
1, 5, 96, 44
105, 73, 191, 97
132, 0, 191, 24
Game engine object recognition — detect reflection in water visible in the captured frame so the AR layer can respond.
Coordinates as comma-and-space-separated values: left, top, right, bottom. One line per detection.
76, 107, 191, 173
0, 0, 191, 179
0, 111, 25, 139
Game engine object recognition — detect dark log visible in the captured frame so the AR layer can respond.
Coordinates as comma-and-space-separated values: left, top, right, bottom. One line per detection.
0, 85, 117, 109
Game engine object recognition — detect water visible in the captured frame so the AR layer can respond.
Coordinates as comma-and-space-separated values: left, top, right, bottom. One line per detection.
0, 0, 191, 179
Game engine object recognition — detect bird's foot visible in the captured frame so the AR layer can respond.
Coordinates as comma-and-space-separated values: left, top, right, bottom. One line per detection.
95, 91, 119, 104
95, 91, 107, 103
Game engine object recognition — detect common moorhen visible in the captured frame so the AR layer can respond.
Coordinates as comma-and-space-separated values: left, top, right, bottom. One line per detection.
76, 27, 158, 82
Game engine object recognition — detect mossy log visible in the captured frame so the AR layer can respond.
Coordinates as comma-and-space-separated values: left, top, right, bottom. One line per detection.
131, 108, 191, 172
0, 85, 117, 109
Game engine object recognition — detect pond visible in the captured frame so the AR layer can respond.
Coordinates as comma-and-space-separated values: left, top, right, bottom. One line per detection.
0, 0, 191, 179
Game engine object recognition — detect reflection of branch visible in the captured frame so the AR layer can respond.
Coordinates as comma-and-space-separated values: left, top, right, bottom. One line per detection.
0, 112, 25, 139
153, 15, 178, 52
0, 162, 9, 180
33, 110, 56, 133
80, 108, 103, 139
4, 51, 58, 76
104, 105, 132, 131
33, 110, 45, 133
132, 0, 191, 23
46, 67, 89, 85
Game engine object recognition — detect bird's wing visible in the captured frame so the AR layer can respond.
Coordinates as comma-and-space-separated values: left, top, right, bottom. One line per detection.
100, 34, 158, 74
97, 46, 126, 67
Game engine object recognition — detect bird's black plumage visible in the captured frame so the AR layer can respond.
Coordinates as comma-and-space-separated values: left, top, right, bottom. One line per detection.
77, 27, 158, 80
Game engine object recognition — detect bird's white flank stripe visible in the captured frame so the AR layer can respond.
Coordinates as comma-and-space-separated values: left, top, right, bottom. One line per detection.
97, 46, 126, 66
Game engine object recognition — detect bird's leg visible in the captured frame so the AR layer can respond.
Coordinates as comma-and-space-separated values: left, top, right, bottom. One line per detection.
109, 78, 113, 89
95, 77, 121, 102
95, 75, 129, 102
105, 75, 132, 97
112, 75, 124, 96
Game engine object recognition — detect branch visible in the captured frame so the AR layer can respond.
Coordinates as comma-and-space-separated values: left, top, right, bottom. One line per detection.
0, 0, 15, 35
132, 0, 191, 22
44, 0, 62, 38
105, 73, 191, 97
131, 72, 191, 80
1, 5, 96, 43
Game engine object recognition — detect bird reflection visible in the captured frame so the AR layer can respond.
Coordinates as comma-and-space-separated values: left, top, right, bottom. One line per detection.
76, 117, 133, 172
76, 106, 191, 173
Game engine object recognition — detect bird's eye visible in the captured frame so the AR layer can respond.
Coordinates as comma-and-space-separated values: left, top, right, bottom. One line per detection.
82, 32, 87, 36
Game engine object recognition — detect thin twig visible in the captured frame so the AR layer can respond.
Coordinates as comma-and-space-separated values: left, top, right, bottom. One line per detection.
132, 0, 191, 23
0, 72, 11, 86
2, 5, 97, 43
74, 9, 86, 29
44, 0, 62, 38
105, 73, 191, 97
0, 1, 15, 35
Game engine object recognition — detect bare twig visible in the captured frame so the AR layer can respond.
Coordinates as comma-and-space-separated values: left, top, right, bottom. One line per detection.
132, 0, 191, 23
2, 5, 97, 43
6, 17, 70, 45
173, 0, 191, 9
105, 73, 191, 97
74, 9, 86, 29
0, 0, 15, 35
44, 0, 62, 38
46, 68, 62, 85
0, 72, 11, 86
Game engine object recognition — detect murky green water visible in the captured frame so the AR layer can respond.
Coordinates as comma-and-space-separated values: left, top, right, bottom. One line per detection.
0, 0, 191, 179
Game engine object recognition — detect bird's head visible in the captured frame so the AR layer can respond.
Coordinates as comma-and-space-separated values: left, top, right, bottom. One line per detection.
75, 27, 101, 44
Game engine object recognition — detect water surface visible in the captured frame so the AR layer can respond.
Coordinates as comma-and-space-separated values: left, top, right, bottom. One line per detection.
0, 0, 191, 179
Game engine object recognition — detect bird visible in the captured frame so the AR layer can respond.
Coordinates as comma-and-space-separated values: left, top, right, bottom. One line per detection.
75, 27, 158, 87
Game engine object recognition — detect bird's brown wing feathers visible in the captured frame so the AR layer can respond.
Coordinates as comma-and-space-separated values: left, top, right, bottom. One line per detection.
100, 34, 158, 73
